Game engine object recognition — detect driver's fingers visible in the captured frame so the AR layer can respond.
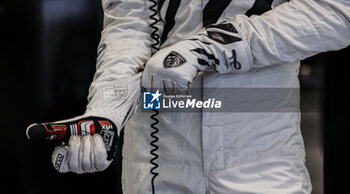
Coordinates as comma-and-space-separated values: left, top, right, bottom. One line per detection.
93, 134, 111, 171
81, 135, 95, 173
68, 136, 84, 174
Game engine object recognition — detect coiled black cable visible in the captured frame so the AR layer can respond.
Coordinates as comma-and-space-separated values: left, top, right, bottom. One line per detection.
149, 109, 159, 194
147, 0, 161, 194
149, 0, 161, 53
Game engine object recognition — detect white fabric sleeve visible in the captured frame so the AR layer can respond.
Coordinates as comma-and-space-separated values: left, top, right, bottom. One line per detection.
86, 0, 162, 135
232, 0, 350, 68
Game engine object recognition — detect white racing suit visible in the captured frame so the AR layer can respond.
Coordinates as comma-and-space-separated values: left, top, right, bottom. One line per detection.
86, 0, 350, 193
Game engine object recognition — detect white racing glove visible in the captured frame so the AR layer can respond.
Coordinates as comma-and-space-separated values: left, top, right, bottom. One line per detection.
27, 115, 120, 174
27, 73, 142, 174
142, 21, 253, 94
52, 134, 110, 174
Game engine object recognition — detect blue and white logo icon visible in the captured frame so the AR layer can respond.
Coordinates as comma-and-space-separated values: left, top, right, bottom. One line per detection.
143, 90, 162, 109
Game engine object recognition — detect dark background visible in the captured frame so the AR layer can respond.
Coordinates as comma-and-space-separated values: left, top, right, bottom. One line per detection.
0, 0, 349, 193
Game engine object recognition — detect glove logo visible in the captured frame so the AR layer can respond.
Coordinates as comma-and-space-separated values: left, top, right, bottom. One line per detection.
143, 90, 161, 109
54, 153, 64, 171
100, 130, 114, 151
164, 51, 186, 68
98, 120, 115, 151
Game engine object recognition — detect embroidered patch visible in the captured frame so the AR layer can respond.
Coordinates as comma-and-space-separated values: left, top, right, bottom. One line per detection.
164, 51, 187, 68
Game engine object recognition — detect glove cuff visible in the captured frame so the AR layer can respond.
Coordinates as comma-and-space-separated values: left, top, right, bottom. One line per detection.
86, 73, 142, 136
186, 20, 254, 73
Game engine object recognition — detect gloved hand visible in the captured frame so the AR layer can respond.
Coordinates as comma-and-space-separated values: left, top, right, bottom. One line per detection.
27, 73, 142, 173
52, 134, 110, 174
27, 115, 118, 174
142, 21, 253, 94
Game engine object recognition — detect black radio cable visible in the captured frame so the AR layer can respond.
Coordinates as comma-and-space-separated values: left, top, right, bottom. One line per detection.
147, 0, 161, 193
149, 108, 160, 193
